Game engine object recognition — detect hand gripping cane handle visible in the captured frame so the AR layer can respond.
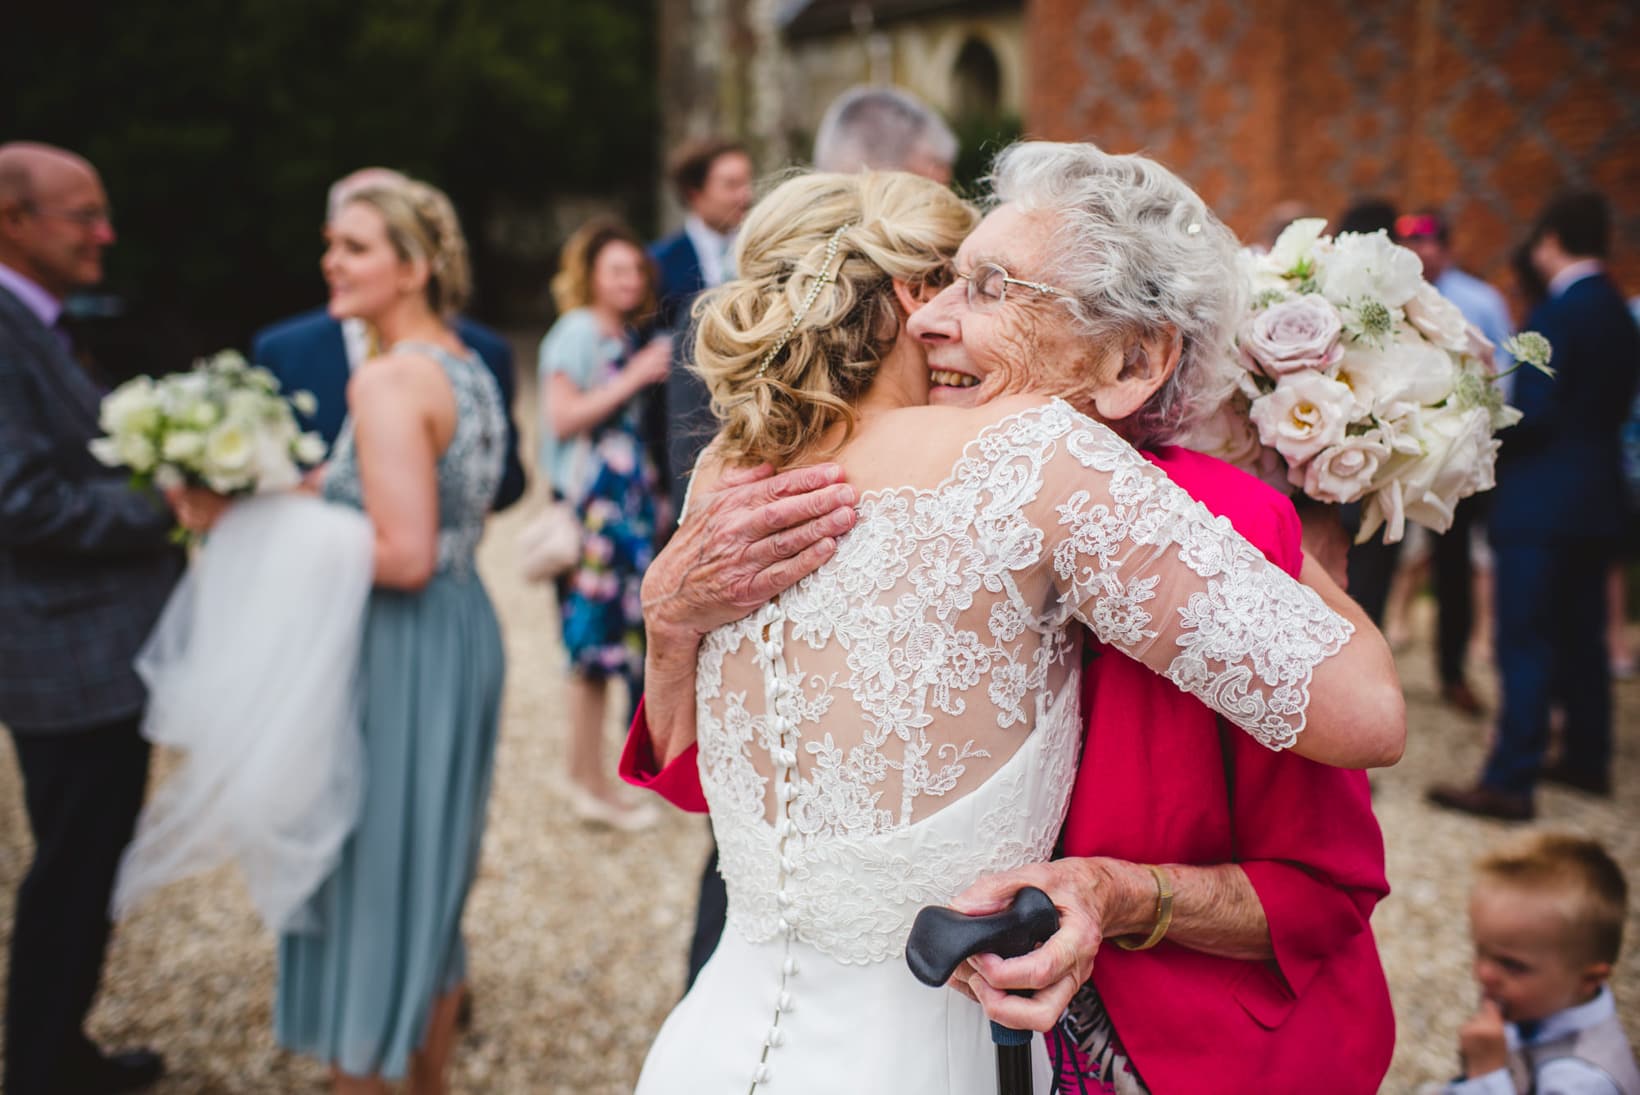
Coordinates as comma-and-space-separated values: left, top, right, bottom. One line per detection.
905, 885, 1061, 988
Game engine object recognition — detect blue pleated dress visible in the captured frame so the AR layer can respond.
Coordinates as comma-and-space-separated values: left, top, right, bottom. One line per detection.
276, 342, 507, 1079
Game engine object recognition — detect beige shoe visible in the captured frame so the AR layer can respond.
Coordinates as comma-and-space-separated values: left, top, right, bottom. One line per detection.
565, 783, 660, 831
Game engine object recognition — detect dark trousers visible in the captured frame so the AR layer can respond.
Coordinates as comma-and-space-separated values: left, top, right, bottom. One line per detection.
1346, 535, 1403, 626
685, 834, 728, 990
1432, 498, 1477, 687
5, 715, 151, 1095
1484, 539, 1613, 794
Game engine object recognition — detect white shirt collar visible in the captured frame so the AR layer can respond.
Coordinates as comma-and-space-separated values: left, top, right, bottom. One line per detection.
684, 214, 735, 288
1511, 986, 1616, 1048
0, 260, 63, 330
1548, 258, 1603, 298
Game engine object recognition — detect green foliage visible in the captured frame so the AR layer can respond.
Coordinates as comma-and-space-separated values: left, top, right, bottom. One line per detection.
5, 1, 657, 368
949, 111, 1022, 200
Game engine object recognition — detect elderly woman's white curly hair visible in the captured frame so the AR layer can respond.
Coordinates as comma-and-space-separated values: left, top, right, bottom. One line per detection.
988, 142, 1244, 446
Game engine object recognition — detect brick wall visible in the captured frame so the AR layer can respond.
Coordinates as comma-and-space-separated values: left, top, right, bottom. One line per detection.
1026, 0, 1640, 315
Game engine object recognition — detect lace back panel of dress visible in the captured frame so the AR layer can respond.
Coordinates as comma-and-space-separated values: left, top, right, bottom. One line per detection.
695, 400, 1352, 966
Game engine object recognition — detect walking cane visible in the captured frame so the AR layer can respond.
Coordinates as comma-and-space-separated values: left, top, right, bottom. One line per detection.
906, 886, 1061, 1095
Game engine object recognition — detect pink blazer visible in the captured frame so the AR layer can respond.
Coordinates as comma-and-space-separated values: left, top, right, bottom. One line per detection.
621, 446, 1394, 1094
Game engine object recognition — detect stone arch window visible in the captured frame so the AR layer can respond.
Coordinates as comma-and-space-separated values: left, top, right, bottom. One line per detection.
952, 36, 1002, 118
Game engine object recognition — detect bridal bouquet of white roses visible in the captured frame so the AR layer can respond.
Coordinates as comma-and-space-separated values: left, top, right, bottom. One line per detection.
1184, 219, 1551, 543
91, 350, 325, 495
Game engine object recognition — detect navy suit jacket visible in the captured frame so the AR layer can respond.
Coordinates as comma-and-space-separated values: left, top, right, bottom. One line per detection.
0, 285, 182, 732
1491, 272, 1640, 542
651, 230, 716, 516
250, 308, 527, 511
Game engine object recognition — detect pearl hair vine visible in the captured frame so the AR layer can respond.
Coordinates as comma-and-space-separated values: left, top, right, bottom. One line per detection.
754, 223, 855, 379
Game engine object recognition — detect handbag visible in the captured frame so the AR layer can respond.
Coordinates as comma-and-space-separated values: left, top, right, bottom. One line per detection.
519, 435, 590, 584
517, 497, 582, 583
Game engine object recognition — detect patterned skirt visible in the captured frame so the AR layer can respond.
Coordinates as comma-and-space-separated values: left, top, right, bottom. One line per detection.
1048, 984, 1152, 1095
559, 429, 662, 679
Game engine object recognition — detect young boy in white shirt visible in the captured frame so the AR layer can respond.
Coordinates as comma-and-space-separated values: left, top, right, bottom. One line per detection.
1437, 833, 1639, 1094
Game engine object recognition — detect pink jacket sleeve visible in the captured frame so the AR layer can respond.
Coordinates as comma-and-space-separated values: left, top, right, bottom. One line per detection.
618, 696, 709, 813
1220, 485, 1388, 1009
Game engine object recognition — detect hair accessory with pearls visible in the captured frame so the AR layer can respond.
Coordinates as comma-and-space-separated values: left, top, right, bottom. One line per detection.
755, 223, 854, 379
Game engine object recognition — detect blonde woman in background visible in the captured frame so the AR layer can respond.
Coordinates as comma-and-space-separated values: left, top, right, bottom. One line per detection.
539, 218, 670, 829
272, 178, 507, 1095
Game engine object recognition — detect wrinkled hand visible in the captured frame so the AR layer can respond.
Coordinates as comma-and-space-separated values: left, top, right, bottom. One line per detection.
1458, 998, 1510, 1079
164, 485, 232, 533
641, 462, 857, 637
944, 859, 1137, 1033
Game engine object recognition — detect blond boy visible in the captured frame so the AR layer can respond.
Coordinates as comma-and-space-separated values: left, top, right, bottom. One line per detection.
1438, 834, 1639, 1094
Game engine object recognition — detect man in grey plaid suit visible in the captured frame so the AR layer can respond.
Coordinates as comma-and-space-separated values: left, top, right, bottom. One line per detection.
0, 142, 179, 1094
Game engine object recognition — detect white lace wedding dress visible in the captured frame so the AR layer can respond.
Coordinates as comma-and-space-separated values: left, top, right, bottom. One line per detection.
635, 400, 1353, 1094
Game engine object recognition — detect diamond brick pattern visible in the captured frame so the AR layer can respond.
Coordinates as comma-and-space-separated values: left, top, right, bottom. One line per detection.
1029, 0, 1640, 297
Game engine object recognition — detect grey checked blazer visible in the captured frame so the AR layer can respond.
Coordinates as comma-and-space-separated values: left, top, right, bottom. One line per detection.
0, 284, 181, 733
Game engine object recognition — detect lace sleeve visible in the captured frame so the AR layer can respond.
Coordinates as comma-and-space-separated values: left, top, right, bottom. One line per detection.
1034, 403, 1353, 750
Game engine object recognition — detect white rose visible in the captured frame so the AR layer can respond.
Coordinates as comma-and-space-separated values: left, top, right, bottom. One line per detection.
294, 432, 327, 465
1335, 328, 1456, 417
1357, 480, 1406, 544
1403, 281, 1472, 352
1248, 372, 1357, 465
1295, 430, 1391, 504
1268, 218, 1327, 273
1397, 406, 1498, 534
182, 396, 221, 429
116, 432, 157, 474
1464, 324, 1498, 374
202, 421, 254, 484
1319, 230, 1424, 308
291, 390, 319, 417
88, 437, 123, 467
100, 378, 162, 436
253, 435, 301, 493
1238, 248, 1290, 298
225, 389, 267, 423
1240, 294, 1345, 376
161, 430, 206, 463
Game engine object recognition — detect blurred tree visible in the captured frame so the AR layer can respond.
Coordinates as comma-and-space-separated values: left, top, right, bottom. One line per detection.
950, 111, 1023, 201
4, 0, 656, 373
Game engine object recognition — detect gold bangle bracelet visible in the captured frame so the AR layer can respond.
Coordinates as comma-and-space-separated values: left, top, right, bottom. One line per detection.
1114, 864, 1174, 952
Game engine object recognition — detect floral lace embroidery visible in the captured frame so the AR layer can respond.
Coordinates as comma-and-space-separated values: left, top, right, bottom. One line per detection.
325, 343, 504, 576
696, 400, 1352, 965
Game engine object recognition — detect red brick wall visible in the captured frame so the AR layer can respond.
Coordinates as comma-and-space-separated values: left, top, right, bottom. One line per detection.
1025, 0, 1640, 315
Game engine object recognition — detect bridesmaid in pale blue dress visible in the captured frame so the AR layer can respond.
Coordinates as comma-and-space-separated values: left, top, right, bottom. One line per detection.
275, 176, 506, 1094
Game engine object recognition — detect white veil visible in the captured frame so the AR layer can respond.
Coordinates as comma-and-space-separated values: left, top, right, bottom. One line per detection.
113, 492, 375, 934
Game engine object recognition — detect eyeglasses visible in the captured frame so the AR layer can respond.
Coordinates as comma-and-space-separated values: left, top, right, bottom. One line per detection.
955, 261, 1073, 311
25, 203, 114, 230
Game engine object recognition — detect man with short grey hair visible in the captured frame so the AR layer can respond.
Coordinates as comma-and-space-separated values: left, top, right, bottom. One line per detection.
0, 140, 175, 1094
812, 85, 958, 184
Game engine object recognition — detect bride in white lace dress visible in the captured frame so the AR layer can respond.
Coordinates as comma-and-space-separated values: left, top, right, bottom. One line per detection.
633, 167, 1388, 1093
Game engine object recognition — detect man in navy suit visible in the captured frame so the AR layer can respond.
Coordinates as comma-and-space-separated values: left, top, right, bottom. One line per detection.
252, 168, 526, 511
0, 142, 173, 1095
1430, 192, 1640, 820
650, 138, 753, 517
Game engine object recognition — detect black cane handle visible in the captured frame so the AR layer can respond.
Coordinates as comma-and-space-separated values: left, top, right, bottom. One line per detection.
905, 886, 1060, 988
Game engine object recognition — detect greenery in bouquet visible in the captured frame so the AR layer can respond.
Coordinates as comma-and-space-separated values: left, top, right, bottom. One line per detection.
1183, 219, 1552, 544
90, 350, 324, 497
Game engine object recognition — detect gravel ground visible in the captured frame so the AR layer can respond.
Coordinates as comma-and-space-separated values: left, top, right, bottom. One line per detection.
1, 374, 1635, 1092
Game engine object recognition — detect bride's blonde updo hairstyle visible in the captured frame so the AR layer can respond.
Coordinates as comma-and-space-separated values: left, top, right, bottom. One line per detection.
345, 178, 473, 320
694, 171, 977, 469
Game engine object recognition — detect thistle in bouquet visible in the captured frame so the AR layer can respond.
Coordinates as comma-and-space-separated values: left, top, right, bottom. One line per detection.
1191, 218, 1552, 544
90, 350, 325, 536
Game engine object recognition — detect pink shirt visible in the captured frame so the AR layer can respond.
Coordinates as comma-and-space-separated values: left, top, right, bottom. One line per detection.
0, 261, 62, 330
